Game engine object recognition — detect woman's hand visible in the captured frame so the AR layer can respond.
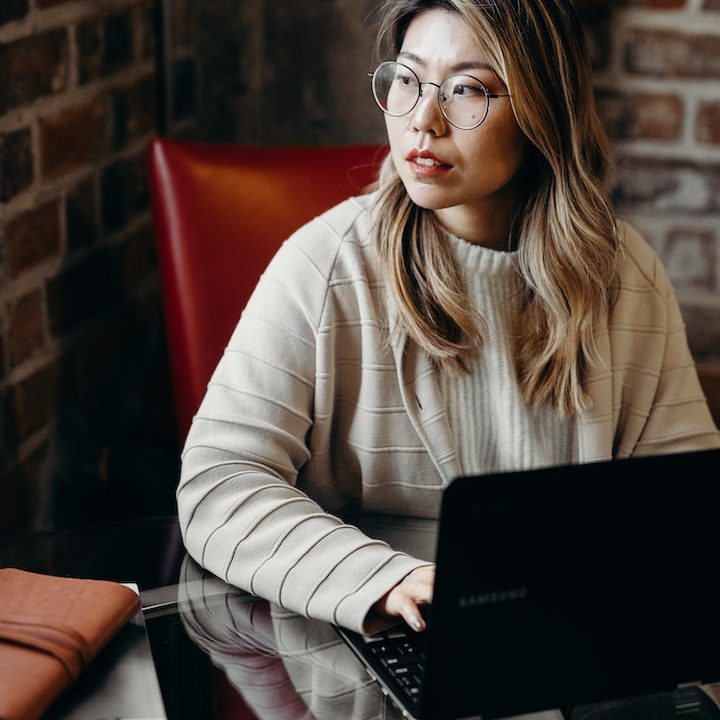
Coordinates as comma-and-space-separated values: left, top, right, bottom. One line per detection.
374, 566, 435, 632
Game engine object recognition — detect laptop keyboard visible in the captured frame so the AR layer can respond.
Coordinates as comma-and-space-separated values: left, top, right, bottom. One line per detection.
361, 623, 427, 705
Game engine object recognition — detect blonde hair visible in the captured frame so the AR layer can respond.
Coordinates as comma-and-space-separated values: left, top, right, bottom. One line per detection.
371, 0, 618, 414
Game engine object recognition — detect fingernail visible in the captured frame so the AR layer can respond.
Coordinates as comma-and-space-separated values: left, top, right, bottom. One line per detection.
411, 616, 423, 631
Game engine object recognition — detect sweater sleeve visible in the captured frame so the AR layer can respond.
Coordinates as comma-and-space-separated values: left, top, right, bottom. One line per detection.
176, 215, 429, 634
617, 226, 720, 455
633, 269, 720, 454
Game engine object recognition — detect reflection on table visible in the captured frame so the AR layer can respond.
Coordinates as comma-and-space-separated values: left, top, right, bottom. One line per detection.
1, 516, 718, 720
177, 554, 397, 720
176, 555, 720, 720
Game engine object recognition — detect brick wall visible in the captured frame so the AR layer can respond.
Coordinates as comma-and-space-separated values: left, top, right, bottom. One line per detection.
586, 0, 720, 362
0, 0, 195, 538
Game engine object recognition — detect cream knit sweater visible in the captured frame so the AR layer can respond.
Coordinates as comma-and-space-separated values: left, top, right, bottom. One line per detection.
440, 233, 573, 474
178, 194, 719, 634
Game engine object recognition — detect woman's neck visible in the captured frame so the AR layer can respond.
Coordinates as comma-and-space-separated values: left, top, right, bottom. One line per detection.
434, 208, 511, 250
432, 178, 524, 251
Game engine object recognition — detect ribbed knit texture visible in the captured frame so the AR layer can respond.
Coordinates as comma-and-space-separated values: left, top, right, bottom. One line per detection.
441, 234, 573, 474
177, 194, 719, 634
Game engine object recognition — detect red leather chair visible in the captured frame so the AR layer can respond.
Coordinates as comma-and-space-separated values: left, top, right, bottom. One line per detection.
148, 137, 387, 443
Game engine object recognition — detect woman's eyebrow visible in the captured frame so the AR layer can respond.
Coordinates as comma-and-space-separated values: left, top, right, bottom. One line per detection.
397, 51, 493, 74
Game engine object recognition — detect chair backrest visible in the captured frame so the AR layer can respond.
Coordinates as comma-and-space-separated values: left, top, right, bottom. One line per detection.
148, 137, 387, 443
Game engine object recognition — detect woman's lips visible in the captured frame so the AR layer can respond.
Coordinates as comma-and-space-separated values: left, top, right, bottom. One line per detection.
406, 150, 452, 177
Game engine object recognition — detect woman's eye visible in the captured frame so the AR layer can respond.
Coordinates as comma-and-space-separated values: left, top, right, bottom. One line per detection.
453, 83, 483, 97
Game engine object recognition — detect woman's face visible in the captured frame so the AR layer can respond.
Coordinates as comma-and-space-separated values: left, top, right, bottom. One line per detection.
384, 9, 527, 247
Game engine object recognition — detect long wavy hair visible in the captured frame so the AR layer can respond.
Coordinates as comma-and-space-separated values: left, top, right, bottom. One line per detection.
371, 0, 618, 415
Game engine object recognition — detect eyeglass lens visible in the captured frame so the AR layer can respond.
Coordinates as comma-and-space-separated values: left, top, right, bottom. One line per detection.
371, 61, 490, 130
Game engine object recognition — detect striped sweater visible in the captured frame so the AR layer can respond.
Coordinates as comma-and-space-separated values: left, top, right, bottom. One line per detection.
177, 193, 719, 634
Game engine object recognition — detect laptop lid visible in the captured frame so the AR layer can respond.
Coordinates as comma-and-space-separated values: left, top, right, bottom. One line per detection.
420, 448, 720, 720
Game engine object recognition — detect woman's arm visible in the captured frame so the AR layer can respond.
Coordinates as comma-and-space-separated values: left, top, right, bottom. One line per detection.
611, 223, 720, 456
177, 213, 430, 634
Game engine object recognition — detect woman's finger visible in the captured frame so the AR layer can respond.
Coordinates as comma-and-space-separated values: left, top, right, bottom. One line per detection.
378, 566, 435, 631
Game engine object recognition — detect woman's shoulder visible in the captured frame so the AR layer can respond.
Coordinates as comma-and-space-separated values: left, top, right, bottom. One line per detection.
607, 220, 678, 339
615, 218, 673, 296
286, 193, 375, 261
261, 193, 377, 295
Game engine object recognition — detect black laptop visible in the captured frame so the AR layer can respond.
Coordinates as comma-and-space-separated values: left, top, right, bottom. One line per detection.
335, 448, 720, 720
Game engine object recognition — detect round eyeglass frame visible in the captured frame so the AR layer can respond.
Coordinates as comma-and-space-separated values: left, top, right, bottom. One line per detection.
368, 61, 511, 131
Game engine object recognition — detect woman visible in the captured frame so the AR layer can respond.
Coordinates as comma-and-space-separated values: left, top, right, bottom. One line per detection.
177, 0, 719, 636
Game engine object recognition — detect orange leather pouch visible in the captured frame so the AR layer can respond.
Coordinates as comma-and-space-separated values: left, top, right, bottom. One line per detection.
0, 568, 140, 720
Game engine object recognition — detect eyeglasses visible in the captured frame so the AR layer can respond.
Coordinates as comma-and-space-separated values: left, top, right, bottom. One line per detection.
368, 61, 510, 130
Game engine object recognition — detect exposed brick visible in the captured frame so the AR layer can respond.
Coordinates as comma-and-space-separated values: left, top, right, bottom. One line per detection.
138, 3, 156, 60
612, 158, 720, 215
0, 127, 33, 202
121, 220, 156, 289
77, 17, 103, 84
624, 29, 720, 79
46, 247, 119, 337
0, 0, 177, 536
597, 90, 683, 141
664, 229, 716, 292
101, 153, 149, 233
112, 73, 156, 150
172, 0, 195, 46
6, 362, 61, 445
73, 313, 122, 394
0, 30, 68, 114
6, 201, 61, 277
77, 10, 134, 85
104, 11, 134, 74
697, 101, 720, 146
0, 441, 48, 539
172, 57, 196, 121
66, 177, 98, 253
0, 0, 28, 25
38, 94, 112, 180
8, 288, 46, 368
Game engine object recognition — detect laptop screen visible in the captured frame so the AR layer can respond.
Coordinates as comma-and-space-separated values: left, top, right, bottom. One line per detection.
422, 448, 720, 720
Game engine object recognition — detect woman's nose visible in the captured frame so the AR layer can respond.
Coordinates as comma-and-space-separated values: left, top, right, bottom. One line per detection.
407, 85, 447, 135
